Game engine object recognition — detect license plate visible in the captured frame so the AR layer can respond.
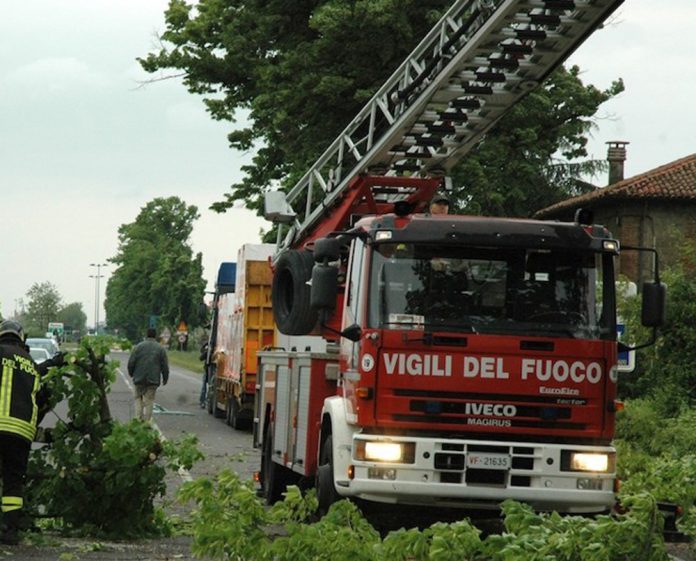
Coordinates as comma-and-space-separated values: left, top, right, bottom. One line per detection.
466, 453, 511, 470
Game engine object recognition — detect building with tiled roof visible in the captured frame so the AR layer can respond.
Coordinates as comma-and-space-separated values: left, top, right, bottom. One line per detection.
535, 147, 696, 284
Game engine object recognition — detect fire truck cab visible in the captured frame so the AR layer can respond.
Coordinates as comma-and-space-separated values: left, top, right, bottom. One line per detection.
257, 207, 665, 514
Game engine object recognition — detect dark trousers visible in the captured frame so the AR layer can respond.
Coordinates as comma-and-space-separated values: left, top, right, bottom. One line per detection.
0, 433, 31, 528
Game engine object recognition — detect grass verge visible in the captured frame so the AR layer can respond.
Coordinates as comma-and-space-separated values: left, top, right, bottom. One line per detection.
168, 350, 203, 374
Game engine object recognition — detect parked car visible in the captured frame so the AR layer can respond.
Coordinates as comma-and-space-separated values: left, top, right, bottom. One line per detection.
29, 347, 51, 364
26, 337, 60, 357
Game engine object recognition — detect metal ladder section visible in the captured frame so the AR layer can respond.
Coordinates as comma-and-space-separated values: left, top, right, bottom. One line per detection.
275, 0, 623, 250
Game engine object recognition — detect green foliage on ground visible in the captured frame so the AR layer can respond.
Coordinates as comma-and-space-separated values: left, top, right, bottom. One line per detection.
140, 1, 621, 219
615, 402, 696, 537
103, 197, 207, 341
26, 336, 203, 538
180, 470, 673, 561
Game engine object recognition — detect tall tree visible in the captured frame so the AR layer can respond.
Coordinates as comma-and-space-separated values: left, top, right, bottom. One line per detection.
139, 0, 451, 212
25, 282, 62, 335
140, 1, 623, 218
104, 197, 206, 341
451, 66, 623, 217
57, 302, 88, 334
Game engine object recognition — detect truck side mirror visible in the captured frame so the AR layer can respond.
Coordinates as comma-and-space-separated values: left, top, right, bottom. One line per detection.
341, 324, 362, 342
641, 281, 666, 328
264, 191, 296, 224
313, 237, 341, 263
310, 264, 338, 310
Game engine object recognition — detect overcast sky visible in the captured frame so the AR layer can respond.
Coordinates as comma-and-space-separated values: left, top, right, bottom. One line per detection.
1, 1, 694, 329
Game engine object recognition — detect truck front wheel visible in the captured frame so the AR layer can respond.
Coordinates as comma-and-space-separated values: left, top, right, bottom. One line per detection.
261, 426, 287, 505
317, 435, 340, 515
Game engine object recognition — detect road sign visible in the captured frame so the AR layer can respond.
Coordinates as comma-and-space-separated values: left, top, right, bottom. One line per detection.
48, 322, 64, 336
617, 323, 636, 373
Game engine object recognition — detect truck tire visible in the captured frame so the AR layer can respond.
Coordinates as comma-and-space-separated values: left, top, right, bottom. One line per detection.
317, 435, 340, 515
313, 237, 341, 262
206, 368, 216, 415
212, 379, 225, 419
272, 250, 318, 335
261, 426, 287, 505
226, 396, 240, 429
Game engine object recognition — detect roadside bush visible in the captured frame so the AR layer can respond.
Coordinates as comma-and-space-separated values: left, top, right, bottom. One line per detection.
614, 400, 696, 538
618, 240, 696, 409
26, 336, 202, 537
181, 470, 673, 561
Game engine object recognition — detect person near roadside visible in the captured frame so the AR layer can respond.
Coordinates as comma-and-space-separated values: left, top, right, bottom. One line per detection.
0, 319, 64, 546
198, 340, 209, 408
128, 327, 169, 422
429, 194, 450, 215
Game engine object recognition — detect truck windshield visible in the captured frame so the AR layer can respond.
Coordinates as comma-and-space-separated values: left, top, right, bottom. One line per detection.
368, 243, 615, 340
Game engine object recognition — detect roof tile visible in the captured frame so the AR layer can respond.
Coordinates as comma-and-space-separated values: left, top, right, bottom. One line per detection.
536, 152, 696, 217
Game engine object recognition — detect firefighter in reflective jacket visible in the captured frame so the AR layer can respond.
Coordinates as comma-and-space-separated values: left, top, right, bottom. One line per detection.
0, 320, 59, 545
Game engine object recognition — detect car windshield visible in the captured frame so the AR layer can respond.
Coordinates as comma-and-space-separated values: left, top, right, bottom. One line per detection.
368, 243, 615, 340
26, 338, 59, 356
29, 347, 50, 363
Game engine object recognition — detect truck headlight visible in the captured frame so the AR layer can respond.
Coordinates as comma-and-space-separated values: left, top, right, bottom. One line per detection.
568, 452, 611, 472
354, 440, 415, 463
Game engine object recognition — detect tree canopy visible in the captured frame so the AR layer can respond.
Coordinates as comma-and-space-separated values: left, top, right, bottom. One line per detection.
57, 302, 88, 335
140, 0, 623, 218
451, 66, 623, 216
24, 282, 62, 336
104, 197, 206, 341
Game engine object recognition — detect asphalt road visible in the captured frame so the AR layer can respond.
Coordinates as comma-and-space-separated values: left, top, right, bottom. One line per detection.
108, 351, 260, 483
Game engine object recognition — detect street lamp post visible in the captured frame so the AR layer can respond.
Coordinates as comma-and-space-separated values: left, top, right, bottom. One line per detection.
89, 263, 107, 334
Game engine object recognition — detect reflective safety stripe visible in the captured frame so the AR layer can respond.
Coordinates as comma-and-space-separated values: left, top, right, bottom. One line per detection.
0, 417, 36, 441
0, 363, 12, 417
1, 496, 23, 513
30, 369, 40, 427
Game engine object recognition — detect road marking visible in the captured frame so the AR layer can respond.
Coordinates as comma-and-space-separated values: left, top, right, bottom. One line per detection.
152, 403, 194, 416
117, 368, 193, 482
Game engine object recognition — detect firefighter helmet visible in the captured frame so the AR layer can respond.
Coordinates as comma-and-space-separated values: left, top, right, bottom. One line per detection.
0, 319, 25, 341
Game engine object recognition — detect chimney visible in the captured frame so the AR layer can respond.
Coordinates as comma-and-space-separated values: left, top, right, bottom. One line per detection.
606, 141, 629, 185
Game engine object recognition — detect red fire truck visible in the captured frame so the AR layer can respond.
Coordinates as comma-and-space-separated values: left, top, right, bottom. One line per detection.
254, 0, 665, 515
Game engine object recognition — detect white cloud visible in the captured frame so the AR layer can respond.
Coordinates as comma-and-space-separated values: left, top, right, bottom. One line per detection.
4, 57, 111, 95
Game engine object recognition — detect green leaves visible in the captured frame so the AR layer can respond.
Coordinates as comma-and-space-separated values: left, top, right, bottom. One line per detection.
451, 66, 623, 218
615, 402, 696, 538
180, 470, 676, 561
104, 196, 206, 340
140, 2, 621, 219
26, 338, 202, 538
23, 281, 62, 336
140, 0, 451, 212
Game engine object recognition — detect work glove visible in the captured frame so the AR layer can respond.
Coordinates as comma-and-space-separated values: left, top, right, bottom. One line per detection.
52, 351, 67, 367
35, 427, 54, 444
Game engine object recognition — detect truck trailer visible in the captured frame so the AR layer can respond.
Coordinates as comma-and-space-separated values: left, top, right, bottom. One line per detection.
206, 244, 276, 429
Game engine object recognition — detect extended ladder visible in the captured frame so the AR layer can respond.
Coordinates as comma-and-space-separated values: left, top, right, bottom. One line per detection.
271, 0, 623, 250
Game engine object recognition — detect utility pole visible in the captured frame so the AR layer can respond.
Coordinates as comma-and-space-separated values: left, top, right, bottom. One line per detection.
89, 263, 107, 334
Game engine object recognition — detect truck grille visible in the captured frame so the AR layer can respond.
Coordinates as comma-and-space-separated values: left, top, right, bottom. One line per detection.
388, 389, 589, 431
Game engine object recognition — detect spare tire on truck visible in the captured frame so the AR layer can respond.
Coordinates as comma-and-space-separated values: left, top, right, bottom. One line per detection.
272, 249, 318, 335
